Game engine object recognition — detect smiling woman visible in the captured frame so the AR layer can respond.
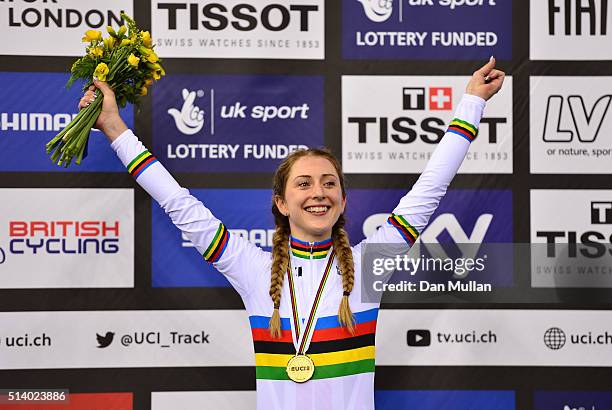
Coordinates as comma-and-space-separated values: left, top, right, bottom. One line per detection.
79, 57, 504, 410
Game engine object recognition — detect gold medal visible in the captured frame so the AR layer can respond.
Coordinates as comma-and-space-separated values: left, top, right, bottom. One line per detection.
286, 354, 315, 383
284, 251, 335, 383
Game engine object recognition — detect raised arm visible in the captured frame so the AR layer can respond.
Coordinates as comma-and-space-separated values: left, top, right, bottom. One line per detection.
81, 79, 269, 298
364, 58, 505, 246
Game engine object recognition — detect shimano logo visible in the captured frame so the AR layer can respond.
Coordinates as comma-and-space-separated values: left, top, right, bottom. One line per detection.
168, 89, 205, 135
182, 229, 275, 248
1, 112, 78, 132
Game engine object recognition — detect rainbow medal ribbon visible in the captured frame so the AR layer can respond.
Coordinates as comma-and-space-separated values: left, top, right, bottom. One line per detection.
285, 250, 336, 383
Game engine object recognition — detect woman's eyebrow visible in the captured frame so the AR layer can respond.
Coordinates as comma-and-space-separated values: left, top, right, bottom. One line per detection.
293, 173, 337, 180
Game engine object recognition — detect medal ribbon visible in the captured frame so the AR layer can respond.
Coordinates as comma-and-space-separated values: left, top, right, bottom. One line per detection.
287, 250, 336, 355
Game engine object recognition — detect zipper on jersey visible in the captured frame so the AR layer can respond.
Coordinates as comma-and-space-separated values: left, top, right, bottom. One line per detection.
309, 241, 314, 260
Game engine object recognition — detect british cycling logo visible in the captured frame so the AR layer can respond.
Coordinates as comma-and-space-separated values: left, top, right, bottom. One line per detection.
168, 88, 205, 135
358, 0, 394, 22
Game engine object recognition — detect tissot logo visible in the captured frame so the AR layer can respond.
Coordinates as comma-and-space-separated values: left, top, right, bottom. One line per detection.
342, 76, 513, 173
157, 3, 318, 32
536, 198, 612, 258
531, 190, 612, 288
152, 0, 324, 59
348, 86, 502, 144
402, 87, 453, 111
592, 202, 612, 224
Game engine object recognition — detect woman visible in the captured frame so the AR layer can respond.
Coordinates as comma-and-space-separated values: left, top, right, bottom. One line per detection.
82, 58, 504, 410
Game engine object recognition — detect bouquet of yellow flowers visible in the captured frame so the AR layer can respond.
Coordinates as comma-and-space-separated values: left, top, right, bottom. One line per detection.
46, 12, 165, 168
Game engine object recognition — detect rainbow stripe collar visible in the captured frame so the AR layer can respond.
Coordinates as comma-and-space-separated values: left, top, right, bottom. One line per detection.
290, 236, 332, 259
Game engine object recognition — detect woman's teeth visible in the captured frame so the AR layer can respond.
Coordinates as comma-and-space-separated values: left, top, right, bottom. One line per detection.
306, 206, 328, 213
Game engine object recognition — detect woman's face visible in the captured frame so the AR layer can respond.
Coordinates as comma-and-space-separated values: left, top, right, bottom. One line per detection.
275, 155, 346, 242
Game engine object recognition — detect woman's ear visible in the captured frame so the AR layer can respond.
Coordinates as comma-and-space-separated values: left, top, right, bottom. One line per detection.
274, 195, 289, 217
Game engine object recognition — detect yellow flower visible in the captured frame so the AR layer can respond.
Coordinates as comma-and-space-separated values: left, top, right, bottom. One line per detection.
104, 36, 116, 49
120, 38, 132, 46
106, 25, 117, 37
138, 46, 152, 56
127, 53, 140, 67
144, 77, 153, 87
117, 25, 127, 37
160, 66, 166, 76
146, 52, 159, 63
141, 31, 152, 48
93, 62, 109, 81
89, 47, 103, 58
82, 29, 102, 43
140, 86, 148, 96
152, 70, 161, 81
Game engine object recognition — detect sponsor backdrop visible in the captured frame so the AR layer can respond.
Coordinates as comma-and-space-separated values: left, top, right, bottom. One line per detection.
0, 1, 611, 409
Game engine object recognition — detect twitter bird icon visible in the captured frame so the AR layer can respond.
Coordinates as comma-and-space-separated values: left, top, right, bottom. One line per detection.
96, 332, 115, 348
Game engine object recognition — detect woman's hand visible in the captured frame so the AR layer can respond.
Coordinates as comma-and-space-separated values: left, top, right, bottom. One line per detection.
78, 79, 128, 142
465, 57, 505, 101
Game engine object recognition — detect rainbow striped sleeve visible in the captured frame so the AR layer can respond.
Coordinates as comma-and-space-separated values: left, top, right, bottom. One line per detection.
447, 118, 478, 142
127, 150, 159, 179
387, 213, 419, 245
202, 223, 230, 263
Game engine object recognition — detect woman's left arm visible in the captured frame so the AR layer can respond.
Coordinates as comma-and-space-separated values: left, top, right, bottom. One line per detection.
366, 57, 505, 245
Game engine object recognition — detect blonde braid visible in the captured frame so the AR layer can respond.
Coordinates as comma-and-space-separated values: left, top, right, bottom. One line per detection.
268, 224, 290, 338
269, 146, 351, 337
332, 215, 355, 334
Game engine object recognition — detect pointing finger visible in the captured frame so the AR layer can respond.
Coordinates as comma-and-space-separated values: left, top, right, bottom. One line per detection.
476, 56, 496, 77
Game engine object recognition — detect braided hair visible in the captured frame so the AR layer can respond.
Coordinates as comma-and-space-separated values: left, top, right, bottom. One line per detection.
269, 148, 355, 338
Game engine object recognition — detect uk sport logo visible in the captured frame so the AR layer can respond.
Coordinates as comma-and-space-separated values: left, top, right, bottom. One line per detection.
167, 89, 205, 135
357, 0, 394, 22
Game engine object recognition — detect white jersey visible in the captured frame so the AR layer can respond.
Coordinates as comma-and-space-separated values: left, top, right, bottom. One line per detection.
111, 94, 485, 410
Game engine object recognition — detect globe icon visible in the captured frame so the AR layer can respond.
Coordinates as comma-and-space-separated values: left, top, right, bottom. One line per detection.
544, 327, 566, 350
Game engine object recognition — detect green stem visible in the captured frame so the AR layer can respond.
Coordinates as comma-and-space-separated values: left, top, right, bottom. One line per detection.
45, 104, 91, 152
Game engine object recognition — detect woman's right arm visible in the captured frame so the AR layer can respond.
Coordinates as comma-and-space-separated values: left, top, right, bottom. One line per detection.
82, 80, 267, 298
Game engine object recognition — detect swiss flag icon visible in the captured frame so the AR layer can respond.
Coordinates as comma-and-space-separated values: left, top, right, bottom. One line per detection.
429, 87, 452, 110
